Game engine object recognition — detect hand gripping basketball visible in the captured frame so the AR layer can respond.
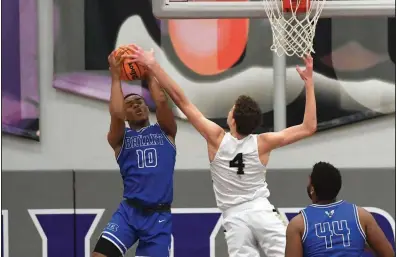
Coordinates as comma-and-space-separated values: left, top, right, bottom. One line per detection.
130, 45, 156, 68
110, 45, 148, 81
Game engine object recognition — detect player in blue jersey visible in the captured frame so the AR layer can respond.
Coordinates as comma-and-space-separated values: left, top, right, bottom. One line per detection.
92, 49, 177, 257
285, 162, 394, 257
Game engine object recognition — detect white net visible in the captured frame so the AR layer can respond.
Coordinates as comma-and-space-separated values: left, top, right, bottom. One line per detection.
263, 0, 326, 57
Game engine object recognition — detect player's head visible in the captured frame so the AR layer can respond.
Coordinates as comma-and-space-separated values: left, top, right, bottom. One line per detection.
307, 162, 342, 204
227, 95, 262, 136
124, 93, 149, 125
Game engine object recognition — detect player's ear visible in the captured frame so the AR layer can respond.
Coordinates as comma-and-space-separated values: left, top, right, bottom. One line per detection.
231, 117, 237, 128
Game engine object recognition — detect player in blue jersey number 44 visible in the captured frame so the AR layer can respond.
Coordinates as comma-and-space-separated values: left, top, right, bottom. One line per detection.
92, 49, 177, 257
285, 162, 394, 257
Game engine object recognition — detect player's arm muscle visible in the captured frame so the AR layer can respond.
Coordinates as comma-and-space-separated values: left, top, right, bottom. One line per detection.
259, 79, 316, 151
358, 207, 395, 257
285, 214, 304, 257
147, 62, 224, 146
147, 75, 177, 140
107, 74, 126, 150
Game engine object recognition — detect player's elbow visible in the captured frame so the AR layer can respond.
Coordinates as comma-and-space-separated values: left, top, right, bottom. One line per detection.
304, 122, 317, 135
308, 124, 317, 135
375, 250, 395, 257
376, 245, 395, 257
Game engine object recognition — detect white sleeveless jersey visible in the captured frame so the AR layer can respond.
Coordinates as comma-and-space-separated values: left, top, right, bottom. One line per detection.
210, 133, 270, 211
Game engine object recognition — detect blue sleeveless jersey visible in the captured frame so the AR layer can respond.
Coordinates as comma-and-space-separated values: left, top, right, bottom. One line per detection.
117, 123, 176, 206
301, 200, 366, 257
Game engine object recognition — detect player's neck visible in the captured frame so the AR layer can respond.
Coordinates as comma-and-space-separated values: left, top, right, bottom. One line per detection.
314, 199, 337, 205
128, 120, 150, 131
230, 130, 248, 140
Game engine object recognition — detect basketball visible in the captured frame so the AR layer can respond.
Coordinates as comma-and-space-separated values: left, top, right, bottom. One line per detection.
113, 45, 147, 81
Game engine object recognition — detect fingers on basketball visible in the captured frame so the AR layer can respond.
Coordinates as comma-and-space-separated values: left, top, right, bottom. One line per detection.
108, 50, 118, 62
107, 54, 112, 65
128, 43, 140, 52
111, 45, 147, 81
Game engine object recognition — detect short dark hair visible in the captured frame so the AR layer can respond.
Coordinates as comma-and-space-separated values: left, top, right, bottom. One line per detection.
124, 93, 142, 100
233, 95, 262, 135
124, 93, 147, 105
310, 162, 342, 201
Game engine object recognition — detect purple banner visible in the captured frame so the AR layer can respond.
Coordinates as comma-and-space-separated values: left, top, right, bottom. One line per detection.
1, 0, 39, 140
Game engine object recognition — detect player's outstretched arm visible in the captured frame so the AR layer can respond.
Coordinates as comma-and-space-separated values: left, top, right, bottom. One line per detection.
131, 46, 224, 147
107, 51, 128, 151
285, 214, 304, 257
259, 54, 317, 151
147, 74, 177, 140
358, 207, 395, 257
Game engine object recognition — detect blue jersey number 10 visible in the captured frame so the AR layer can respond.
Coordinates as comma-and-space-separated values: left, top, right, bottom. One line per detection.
136, 148, 158, 168
315, 220, 351, 249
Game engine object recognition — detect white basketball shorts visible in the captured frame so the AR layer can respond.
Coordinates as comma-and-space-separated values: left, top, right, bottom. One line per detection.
222, 197, 287, 257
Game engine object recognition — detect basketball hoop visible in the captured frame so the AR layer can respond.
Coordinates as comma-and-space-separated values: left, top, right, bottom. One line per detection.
263, 0, 326, 57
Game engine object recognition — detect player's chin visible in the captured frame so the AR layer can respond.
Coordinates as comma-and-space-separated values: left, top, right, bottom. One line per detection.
131, 116, 148, 125
138, 111, 149, 120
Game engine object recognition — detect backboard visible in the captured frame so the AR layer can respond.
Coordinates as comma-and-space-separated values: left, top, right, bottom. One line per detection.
152, 0, 395, 19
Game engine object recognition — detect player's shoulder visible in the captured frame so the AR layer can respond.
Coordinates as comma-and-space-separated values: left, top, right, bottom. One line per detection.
152, 122, 168, 132
258, 131, 282, 140
257, 132, 284, 150
356, 205, 372, 221
287, 213, 305, 233
217, 132, 234, 145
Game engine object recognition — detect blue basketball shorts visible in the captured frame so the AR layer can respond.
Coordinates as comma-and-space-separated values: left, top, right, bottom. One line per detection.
100, 200, 172, 257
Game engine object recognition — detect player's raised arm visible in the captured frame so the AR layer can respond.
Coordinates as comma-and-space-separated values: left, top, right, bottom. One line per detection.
107, 51, 128, 151
357, 207, 395, 257
147, 74, 177, 140
259, 54, 317, 151
130, 46, 224, 147
285, 214, 304, 257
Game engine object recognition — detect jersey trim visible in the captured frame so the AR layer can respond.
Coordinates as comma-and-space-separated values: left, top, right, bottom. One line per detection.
155, 122, 176, 151
253, 135, 266, 168
117, 124, 151, 161
301, 210, 309, 242
209, 132, 227, 164
310, 200, 344, 208
136, 124, 151, 133
353, 204, 366, 240
116, 128, 127, 161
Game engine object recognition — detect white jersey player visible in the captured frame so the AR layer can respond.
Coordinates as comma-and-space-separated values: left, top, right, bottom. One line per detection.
131, 46, 317, 257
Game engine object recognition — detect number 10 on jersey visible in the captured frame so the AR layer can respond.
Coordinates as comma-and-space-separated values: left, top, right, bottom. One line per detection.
136, 148, 158, 168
